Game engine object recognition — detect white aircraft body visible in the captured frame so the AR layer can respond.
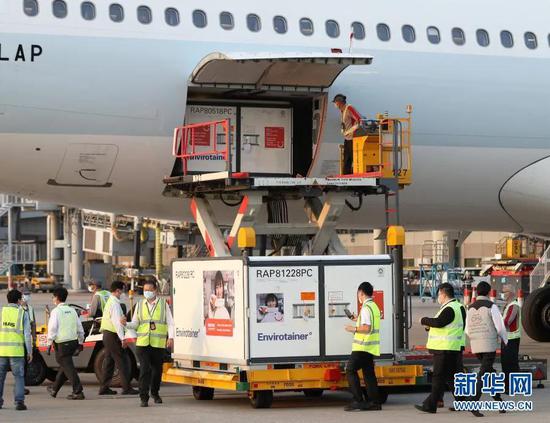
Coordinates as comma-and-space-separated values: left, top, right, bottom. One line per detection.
1, 0, 550, 234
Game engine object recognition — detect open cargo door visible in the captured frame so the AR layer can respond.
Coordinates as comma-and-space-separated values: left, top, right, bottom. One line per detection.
190, 52, 373, 92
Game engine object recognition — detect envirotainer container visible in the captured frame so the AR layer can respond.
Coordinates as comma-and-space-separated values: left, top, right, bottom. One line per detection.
172, 255, 395, 366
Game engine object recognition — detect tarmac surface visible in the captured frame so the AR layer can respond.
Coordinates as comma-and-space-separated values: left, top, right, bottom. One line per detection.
0, 292, 547, 422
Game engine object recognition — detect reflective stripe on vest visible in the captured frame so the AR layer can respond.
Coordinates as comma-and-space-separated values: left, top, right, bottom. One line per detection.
504, 300, 522, 340
55, 305, 78, 343
0, 306, 25, 357
96, 290, 110, 312
426, 300, 464, 351
136, 299, 168, 348
352, 299, 381, 356
100, 296, 117, 334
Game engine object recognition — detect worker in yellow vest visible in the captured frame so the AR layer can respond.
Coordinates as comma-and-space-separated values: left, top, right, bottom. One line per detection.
122, 280, 174, 407
46, 287, 85, 400
88, 281, 111, 318
343, 281, 382, 412
414, 283, 481, 416
99, 281, 139, 396
501, 284, 521, 394
0, 289, 32, 411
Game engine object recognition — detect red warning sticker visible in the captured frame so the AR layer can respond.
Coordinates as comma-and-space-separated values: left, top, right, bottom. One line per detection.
193, 126, 211, 146
265, 127, 285, 148
357, 291, 385, 319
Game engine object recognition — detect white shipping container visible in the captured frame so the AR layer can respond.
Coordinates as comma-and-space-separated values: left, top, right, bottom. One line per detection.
184, 105, 237, 173
182, 105, 292, 175
172, 255, 395, 365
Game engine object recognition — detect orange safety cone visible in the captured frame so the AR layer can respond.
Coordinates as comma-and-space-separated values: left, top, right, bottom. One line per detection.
490, 288, 497, 303
471, 285, 477, 303
517, 289, 524, 307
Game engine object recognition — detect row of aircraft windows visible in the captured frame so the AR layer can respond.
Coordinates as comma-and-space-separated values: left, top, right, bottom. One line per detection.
23, 1, 549, 49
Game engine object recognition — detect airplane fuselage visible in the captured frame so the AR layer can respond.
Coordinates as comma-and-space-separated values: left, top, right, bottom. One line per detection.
1, 0, 550, 233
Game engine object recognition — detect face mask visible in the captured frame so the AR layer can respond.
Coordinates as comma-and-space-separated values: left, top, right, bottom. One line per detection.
143, 291, 156, 300
88, 286, 94, 293
120, 292, 127, 300
22, 295, 30, 303
500, 293, 507, 301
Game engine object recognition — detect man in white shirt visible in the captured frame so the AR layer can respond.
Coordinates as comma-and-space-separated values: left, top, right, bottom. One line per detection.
98, 281, 138, 396
465, 281, 508, 414
46, 287, 85, 400
122, 280, 174, 407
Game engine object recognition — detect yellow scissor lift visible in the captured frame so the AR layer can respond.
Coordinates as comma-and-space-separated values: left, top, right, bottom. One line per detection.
162, 108, 420, 409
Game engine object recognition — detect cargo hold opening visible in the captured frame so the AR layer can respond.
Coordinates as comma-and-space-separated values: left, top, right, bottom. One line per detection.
177, 52, 373, 177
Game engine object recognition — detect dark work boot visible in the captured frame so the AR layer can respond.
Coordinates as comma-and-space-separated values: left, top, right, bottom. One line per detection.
66, 392, 85, 400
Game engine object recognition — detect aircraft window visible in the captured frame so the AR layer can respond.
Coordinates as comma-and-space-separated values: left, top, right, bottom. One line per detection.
273, 16, 287, 34
165, 8, 179, 26
402, 25, 415, 43
476, 29, 490, 47
52, 0, 67, 18
524, 32, 537, 49
299, 18, 314, 36
109, 4, 124, 22
325, 20, 340, 38
137, 6, 152, 24
500, 31, 514, 48
452, 27, 465, 45
352, 22, 365, 40
377, 23, 391, 41
81, 2, 96, 20
220, 12, 234, 30
23, 0, 39, 16
427, 26, 441, 44
247, 14, 261, 32
193, 10, 207, 28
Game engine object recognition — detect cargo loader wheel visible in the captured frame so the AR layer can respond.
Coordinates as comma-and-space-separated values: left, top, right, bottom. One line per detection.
250, 390, 273, 409
24, 354, 47, 386
93, 347, 133, 387
522, 286, 550, 342
192, 386, 215, 400
303, 389, 324, 398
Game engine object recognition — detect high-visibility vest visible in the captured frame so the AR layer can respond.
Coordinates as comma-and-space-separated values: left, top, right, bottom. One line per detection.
352, 299, 381, 356
426, 299, 464, 351
136, 298, 168, 348
100, 296, 118, 334
503, 299, 522, 340
96, 290, 111, 312
0, 306, 25, 357
54, 304, 78, 343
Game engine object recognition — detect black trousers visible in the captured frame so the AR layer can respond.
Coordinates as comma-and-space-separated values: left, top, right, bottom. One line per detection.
346, 351, 380, 404
136, 346, 164, 401
423, 350, 463, 412
100, 331, 132, 392
343, 139, 353, 175
438, 350, 465, 403
52, 340, 83, 394
501, 338, 520, 393
471, 351, 502, 402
